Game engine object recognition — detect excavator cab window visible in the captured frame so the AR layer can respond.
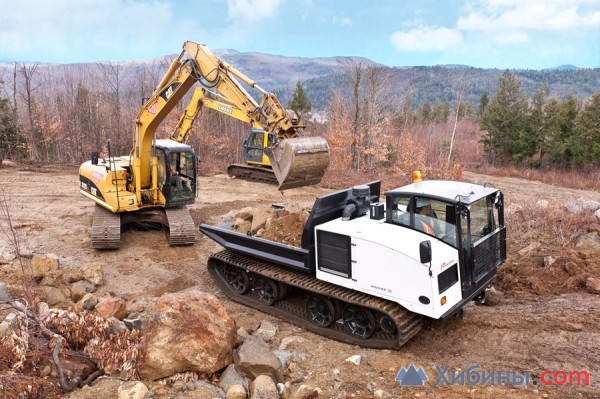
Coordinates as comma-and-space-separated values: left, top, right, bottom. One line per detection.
159, 149, 196, 206
243, 129, 268, 164
157, 151, 167, 189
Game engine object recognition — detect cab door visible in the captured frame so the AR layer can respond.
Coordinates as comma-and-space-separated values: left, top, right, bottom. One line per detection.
160, 149, 196, 207
243, 129, 266, 164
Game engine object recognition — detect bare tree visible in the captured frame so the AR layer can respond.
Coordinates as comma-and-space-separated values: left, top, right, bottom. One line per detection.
363, 65, 396, 168
96, 62, 127, 154
447, 91, 463, 169
18, 62, 41, 160
340, 59, 365, 170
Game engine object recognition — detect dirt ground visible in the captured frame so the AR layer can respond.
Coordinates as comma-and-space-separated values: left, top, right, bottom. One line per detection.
0, 164, 599, 398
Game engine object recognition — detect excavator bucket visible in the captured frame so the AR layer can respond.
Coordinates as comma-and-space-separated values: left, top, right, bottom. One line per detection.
265, 137, 330, 190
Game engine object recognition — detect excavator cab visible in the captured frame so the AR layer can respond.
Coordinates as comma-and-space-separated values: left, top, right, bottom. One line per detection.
155, 140, 197, 208
242, 128, 276, 166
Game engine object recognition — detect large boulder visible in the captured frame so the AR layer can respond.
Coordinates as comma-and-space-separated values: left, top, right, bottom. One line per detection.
95, 297, 128, 320
80, 262, 105, 286
59, 351, 98, 382
39, 270, 64, 288
250, 375, 280, 399
234, 336, 284, 383
138, 290, 237, 380
40, 286, 70, 307
219, 364, 249, 393
586, 277, 600, 295
117, 381, 149, 399
250, 208, 274, 234
70, 280, 96, 302
31, 254, 59, 278
253, 320, 278, 343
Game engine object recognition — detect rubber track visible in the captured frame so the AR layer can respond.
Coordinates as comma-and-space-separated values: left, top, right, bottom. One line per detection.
208, 250, 423, 349
91, 205, 120, 249
165, 207, 195, 246
227, 164, 278, 186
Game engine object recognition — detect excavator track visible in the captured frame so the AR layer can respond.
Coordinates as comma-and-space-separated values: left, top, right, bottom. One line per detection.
208, 250, 423, 349
165, 207, 196, 246
227, 164, 278, 186
91, 205, 121, 249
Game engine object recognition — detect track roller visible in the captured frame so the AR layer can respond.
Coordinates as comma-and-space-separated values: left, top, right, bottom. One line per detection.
342, 305, 376, 340
306, 295, 338, 328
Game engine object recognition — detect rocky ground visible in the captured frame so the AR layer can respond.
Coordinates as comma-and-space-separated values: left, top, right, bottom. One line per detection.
0, 163, 599, 399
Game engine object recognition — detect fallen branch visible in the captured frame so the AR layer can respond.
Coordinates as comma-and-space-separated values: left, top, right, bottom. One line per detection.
52, 337, 80, 391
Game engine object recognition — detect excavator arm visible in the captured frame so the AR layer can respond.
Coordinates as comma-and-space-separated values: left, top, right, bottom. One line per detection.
170, 87, 256, 144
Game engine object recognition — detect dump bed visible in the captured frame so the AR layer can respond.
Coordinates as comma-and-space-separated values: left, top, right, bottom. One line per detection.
200, 181, 381, 274
200, 224, 311, 272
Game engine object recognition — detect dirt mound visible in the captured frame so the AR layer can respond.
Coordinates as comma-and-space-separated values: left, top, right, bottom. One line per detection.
499, 199, 600, 297
231, 206, 310, 247
497, 248, 600, 297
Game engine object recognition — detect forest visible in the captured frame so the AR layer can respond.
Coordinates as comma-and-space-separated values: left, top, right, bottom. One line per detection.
0, 55, 599, 190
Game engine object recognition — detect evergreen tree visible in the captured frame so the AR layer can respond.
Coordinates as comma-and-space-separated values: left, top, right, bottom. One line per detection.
288, 81, 312, 117
544, 98, 565, 163
545, 95, 579, 167
456, 100, 473, 120
430, 99, 451, 123
574, 92, 600, 165
417, 99, 432, 123
478, 91, 489, 118
0, 98, 26, 161
526, 84, 548, 165
480, 71, 528, 164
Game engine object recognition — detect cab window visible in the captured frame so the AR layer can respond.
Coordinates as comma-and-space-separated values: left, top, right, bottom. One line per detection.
390, 196, 411, 227
413, 198, 457, 247
388, 195, 458, 247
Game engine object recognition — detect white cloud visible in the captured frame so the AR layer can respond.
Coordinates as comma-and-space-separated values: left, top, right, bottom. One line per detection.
390, 26, 463, 52
0, 0, 187, 61
341, 17, 353, 27
457, 0, 600, 32
227, 0, 283, 21
401, 19, 424, 28
456, 0, 600, 46
331, 16, 353, 27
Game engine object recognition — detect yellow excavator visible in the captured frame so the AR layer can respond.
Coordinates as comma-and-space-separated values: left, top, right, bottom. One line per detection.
79, 41, 330, 249
170, 86, 328, 189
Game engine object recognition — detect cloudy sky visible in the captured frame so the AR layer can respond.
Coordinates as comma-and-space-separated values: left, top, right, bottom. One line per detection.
1, 0, 599, 68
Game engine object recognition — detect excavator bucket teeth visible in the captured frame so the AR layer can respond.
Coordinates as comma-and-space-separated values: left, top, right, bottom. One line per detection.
265, 137, 330, 190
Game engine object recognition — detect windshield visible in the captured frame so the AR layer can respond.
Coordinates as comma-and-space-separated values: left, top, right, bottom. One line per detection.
389, 195, 458, 247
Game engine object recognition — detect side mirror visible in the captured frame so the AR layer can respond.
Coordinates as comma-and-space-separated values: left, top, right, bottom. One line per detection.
91, 152, 99, 165
419, 240, 432, 264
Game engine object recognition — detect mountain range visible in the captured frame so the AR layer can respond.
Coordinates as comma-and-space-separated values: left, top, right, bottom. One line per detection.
212, 51, 599, 110
1, 51, 598, 111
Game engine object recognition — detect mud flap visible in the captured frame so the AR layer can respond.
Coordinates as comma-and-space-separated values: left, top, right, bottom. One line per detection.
265, 137, 330, 190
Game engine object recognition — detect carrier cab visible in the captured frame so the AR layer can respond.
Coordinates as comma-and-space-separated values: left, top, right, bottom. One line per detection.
315, 180, 506, 319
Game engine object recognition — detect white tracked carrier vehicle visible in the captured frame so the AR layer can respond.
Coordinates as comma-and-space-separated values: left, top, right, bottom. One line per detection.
201, 177, 506, 348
